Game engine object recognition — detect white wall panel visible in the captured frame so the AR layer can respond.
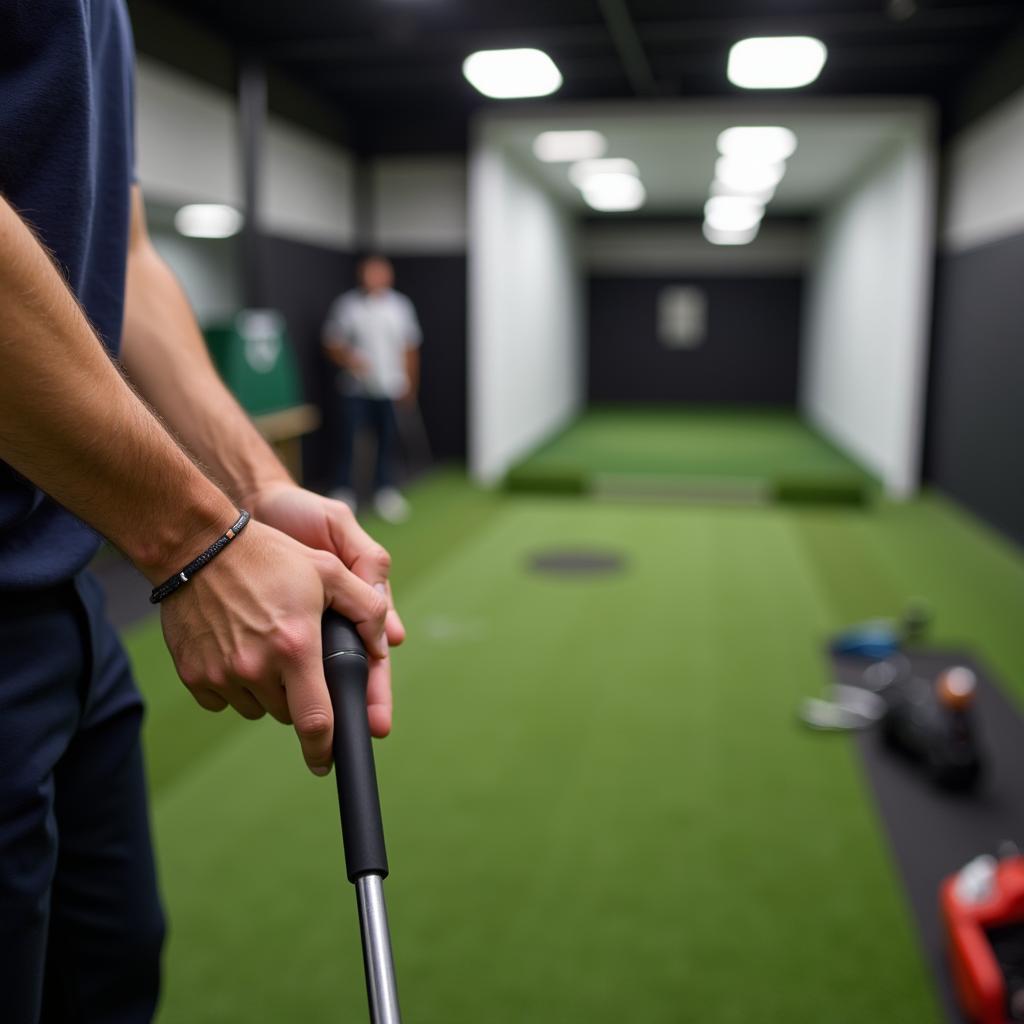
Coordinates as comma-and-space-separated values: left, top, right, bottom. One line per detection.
801, 127, 937, 497
943, 86, 1024, 253
263, 118, 355, 249
469, 147, 583, 483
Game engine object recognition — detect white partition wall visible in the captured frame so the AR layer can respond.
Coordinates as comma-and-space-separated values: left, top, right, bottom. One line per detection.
800, 114, 937, 498
468, 136, 584, 484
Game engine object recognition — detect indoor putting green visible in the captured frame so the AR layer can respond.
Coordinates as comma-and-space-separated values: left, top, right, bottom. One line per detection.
505, 407, 876, 503
124, 471, 1024, 1024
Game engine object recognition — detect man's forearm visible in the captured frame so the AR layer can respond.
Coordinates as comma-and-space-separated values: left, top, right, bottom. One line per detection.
0, 197, 236, 582
121, 190, 289, 505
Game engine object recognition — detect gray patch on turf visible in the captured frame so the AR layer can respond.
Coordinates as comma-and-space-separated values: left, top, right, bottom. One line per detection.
831, 649, 1024, 1024
527, 549, 627, 576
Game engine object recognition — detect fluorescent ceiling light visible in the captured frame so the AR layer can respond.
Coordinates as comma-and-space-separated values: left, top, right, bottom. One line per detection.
714, 157, 785, 194
710, 178, 776, 204
533, 130, 607, 162
568, 157, 639, 189
727, 36, 827, 89
703, 222, 760, 246
174, 204, 243, 238
717, 126, 797, 163
462, 48, 562, 99
581, 173, 646, 212
704, 195, 764, 232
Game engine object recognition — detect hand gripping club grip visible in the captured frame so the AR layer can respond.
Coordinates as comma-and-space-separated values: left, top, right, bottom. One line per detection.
322, 611, 389, 881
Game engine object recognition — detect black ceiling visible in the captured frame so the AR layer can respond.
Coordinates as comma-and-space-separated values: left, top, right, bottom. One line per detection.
134, 0, 1024, 151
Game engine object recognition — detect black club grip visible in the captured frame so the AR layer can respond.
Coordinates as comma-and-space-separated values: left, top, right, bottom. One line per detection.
322, 611, 389, 881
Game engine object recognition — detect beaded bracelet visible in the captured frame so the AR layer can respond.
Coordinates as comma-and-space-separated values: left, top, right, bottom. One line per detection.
149, 510, 250, 604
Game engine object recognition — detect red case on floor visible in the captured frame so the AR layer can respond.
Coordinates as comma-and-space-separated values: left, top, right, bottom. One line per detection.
941, 856, 1024, 1024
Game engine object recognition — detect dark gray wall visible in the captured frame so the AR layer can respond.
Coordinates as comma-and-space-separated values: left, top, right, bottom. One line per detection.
388, 254, 467, 461
588, 276, 803, 405
927, 231, 1024, 547
260, 235, 355, 487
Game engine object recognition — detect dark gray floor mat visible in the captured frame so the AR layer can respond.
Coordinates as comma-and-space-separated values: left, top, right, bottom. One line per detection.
832, 649, 1024, 1023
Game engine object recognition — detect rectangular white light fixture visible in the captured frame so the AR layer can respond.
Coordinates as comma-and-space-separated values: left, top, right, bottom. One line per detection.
703, 222, 760, 246
717, 126, 797, 163
174, 204, 243, 238
463, 48, 562, 99
710, 178, 776, 204
581, 173, 646, 212
704, 195, 764, 232
714, 157, 785, 195
533, 130, 607, 162
568, 157, 639, 189
727, 37, 827, 89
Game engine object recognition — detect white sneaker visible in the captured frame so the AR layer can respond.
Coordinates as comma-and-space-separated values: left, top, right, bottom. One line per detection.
373, 488, 410, 524
328, 487, 358, 513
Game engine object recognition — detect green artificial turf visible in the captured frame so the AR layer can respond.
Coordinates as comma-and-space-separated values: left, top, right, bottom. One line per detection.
123, 469, 1024, 1024
506, 407, 876, 502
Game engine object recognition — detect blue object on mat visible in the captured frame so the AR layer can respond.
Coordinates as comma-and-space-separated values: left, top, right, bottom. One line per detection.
830, 621, 902, 660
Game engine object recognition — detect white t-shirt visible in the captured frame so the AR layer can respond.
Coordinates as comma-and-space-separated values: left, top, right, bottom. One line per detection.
324, 288, 422, 399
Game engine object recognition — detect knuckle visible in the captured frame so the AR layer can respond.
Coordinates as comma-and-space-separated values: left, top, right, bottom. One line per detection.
177, 662, 202, 689
367, 592, 388, 622
272, 622, 310, 662
204, 665, 227, 689
229, 648, 262, 683
372, 545, 392, 573
294, 711, 331, 740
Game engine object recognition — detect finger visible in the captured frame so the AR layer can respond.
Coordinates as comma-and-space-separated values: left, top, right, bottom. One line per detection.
325, 511, 405, 642
386, 608, 406, 647
283, 640, 334, 776
366, 655, 393, 738
314, 553, 389, 659
222, 682, 266, 721
235, 678, 291, 725
379, 580, 406, 648
325, 504, 391, 582
192, 687, 229, 713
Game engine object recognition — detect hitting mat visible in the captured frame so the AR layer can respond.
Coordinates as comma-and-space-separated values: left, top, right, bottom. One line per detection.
505, 407, 875, 505
832, 650, 1024, 1023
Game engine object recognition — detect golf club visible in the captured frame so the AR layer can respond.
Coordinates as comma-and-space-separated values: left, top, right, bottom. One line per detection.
322, 611, 401, 1024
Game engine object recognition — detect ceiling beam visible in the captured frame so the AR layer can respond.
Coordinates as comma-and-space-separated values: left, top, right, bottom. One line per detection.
266, 3, 1019, 65
268, 24, 609, 63
635, 4, 1017, 46
595, 0, 659, 97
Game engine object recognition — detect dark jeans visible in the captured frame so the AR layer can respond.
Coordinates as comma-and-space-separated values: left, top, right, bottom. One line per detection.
0, 572, 164, 1023
336, 395, 398, 492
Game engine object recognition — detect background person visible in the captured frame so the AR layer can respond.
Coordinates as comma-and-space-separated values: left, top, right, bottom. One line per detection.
323, 255, 422, 523
0, 4, 404, 1020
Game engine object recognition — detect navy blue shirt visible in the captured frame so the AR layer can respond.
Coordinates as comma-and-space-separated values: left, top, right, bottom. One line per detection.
0, 0, 135, 589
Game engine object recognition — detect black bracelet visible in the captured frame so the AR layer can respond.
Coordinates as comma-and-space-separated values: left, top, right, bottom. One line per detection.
149, 510, 251, 605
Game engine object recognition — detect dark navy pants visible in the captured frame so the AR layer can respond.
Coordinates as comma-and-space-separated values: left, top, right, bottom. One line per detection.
0, 572, 165, 1023
336, 396, 398, 492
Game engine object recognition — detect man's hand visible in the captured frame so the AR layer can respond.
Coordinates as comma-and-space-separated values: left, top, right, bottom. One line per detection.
245, 483, 406, 738
323, 341, 371, 377
160, 520, 390, 774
